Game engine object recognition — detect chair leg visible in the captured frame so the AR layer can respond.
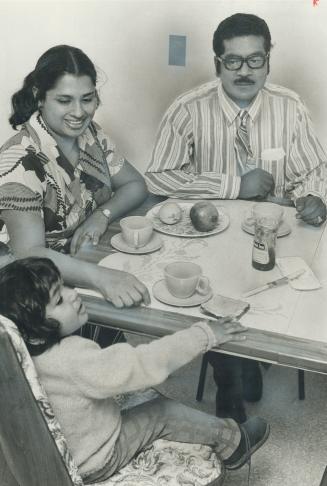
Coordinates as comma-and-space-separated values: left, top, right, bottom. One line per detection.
298, 369, 305, 400
196, 353, 209, 402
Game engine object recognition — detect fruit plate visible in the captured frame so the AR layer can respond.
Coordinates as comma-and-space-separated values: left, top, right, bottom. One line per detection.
146, 202, 230, 237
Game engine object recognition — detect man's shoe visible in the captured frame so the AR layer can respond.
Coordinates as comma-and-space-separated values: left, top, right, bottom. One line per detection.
242, 360, 263, 402
223, 417, 270, 470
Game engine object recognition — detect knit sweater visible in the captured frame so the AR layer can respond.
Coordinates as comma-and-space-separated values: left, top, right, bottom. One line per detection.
33, 321, 216, 478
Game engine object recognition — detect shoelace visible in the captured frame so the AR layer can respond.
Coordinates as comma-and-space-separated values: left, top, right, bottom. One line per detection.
243, 426, 252, 486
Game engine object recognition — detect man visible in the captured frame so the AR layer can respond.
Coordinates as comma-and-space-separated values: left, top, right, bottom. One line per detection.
145, 13, 327, 422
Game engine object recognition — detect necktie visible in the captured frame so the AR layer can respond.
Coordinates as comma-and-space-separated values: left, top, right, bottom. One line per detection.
235, 110, 254, 174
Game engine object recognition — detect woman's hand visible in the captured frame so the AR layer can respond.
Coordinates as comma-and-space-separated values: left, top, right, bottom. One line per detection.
70, 212, 108, 255
206, 317, 247, 346
97, 267, 151, 308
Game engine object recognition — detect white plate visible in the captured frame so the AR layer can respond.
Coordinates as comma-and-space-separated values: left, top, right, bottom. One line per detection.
241, 219, 291, 238
110, 232, 162, 254
153, 279, 213, 307
146, 202, 230, 237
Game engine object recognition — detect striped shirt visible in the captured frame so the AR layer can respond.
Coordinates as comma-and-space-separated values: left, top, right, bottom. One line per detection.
145, 79, 327, 203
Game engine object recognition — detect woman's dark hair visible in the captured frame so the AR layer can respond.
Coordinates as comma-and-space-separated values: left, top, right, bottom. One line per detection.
213, 13, 272, 74
0, 257, 62, 356
9, 45, 98, 129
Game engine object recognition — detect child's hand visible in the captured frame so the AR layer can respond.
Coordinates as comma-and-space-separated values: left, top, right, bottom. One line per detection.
206, 316, 247, 346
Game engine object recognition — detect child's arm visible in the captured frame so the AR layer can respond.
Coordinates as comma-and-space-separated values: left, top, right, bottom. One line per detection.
53, 319, 246, 399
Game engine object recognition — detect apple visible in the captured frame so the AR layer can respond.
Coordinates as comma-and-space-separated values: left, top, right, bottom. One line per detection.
190, 201, 219, 232
159, 202, 182, 225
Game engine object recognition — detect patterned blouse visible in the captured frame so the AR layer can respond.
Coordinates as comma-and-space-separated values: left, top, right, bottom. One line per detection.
0, 112, 125, 252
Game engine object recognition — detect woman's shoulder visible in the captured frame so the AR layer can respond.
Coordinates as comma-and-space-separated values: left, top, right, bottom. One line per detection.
1, 130, 26, 154
0, 125, 40, 160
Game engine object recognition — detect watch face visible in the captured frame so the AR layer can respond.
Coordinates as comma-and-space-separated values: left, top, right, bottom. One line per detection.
103, 209, 111, 219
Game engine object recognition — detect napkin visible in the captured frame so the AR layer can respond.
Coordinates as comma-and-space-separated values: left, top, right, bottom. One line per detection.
201, 294, 249, 318
276, 257, 321, 290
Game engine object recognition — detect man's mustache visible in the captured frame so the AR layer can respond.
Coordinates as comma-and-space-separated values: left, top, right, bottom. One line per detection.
234, 77, 255, 85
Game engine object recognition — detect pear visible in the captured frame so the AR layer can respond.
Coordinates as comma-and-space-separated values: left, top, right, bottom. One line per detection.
159, 202, 182, 225
190, 201, 219, 232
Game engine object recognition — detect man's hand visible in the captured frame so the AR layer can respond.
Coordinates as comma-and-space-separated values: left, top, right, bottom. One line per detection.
295, 195, 327, 226
239, 168, 274, 200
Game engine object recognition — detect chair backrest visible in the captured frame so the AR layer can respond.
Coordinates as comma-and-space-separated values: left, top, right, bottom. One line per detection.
0, 317, 79, 486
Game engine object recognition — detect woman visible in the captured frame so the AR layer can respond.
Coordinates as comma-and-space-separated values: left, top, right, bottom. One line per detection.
0, 45, 150, 309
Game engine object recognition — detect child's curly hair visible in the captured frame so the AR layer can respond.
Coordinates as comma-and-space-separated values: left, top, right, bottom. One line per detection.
0, 257, 62, 355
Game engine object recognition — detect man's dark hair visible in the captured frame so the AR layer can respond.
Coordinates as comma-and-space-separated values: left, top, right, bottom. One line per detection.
0, 257, 62, 356
213, 13, 272, 74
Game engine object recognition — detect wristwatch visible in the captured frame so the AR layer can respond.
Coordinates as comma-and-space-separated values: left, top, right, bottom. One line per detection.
101, 208, 111, 220
95, 208, 111, 223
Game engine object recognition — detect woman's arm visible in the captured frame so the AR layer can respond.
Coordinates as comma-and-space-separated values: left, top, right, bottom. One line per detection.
2, 210, 150, 308
104, 160, 148, 220
70, 161, 148, 254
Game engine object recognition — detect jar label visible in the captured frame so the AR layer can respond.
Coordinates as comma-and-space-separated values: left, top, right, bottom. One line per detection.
252, 240, 269, 264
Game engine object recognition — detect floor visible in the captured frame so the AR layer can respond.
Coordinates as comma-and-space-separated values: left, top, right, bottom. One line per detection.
127, 333, 327, 486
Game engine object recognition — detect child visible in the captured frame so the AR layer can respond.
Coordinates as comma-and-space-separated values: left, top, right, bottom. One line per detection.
0, 257, 269, 482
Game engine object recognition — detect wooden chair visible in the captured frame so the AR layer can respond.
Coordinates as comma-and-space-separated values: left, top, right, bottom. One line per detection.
0, 315, 225, 486
196, 353, 305, 403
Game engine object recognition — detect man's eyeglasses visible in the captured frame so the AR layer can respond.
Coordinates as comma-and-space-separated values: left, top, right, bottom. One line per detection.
217, 54, 269, 71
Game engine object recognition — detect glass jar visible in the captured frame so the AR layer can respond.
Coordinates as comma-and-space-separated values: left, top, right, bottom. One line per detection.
252, 217, 278, 271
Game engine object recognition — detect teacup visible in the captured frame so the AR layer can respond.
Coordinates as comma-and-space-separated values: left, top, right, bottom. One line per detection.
245, 202, 284, 227
164, 261, 210, 299
120, 216, 153, 249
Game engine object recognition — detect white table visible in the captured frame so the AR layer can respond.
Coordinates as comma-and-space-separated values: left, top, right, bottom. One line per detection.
79, 198, 327, 374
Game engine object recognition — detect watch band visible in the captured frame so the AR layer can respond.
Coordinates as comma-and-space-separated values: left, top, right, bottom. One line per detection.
95, 208, 111, 222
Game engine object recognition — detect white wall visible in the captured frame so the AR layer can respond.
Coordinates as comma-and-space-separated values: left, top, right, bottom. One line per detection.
0, 0, 326, 173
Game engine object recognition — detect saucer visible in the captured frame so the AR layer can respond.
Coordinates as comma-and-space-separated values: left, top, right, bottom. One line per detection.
241, 219, 291, 238
153, 279, 213, 307
110, 232, 162, 254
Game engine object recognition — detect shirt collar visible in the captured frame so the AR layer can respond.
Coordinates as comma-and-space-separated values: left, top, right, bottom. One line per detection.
217, 79, 263, 124
27, 112, 109, 185
29, 111, 96, 152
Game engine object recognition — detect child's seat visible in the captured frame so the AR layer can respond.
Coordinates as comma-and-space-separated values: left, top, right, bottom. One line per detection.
0, 315, 224, 486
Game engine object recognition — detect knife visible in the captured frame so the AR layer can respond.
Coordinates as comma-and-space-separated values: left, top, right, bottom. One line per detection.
242, 269, 305, 298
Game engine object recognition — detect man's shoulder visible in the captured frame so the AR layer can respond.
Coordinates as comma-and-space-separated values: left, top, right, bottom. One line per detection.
263, 83, 302, 104
174, 79, 219, 105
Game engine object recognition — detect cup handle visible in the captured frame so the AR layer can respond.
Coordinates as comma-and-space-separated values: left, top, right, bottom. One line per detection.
134, 231, 139, 248
196, 276, 210, 295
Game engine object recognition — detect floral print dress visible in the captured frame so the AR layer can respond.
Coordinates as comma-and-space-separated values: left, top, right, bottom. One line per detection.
0, 112, 125, 252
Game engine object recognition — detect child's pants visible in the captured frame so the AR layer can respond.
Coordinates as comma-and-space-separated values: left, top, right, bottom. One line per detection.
86, 396, 241, 482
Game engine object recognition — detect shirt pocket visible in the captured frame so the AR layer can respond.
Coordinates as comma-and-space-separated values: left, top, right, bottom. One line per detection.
258, 148, 286, 197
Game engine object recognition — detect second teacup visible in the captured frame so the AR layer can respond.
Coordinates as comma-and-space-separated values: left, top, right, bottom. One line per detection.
245, 202, 284, 227
120, 216, 153, 249
164, 261, 210, 299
